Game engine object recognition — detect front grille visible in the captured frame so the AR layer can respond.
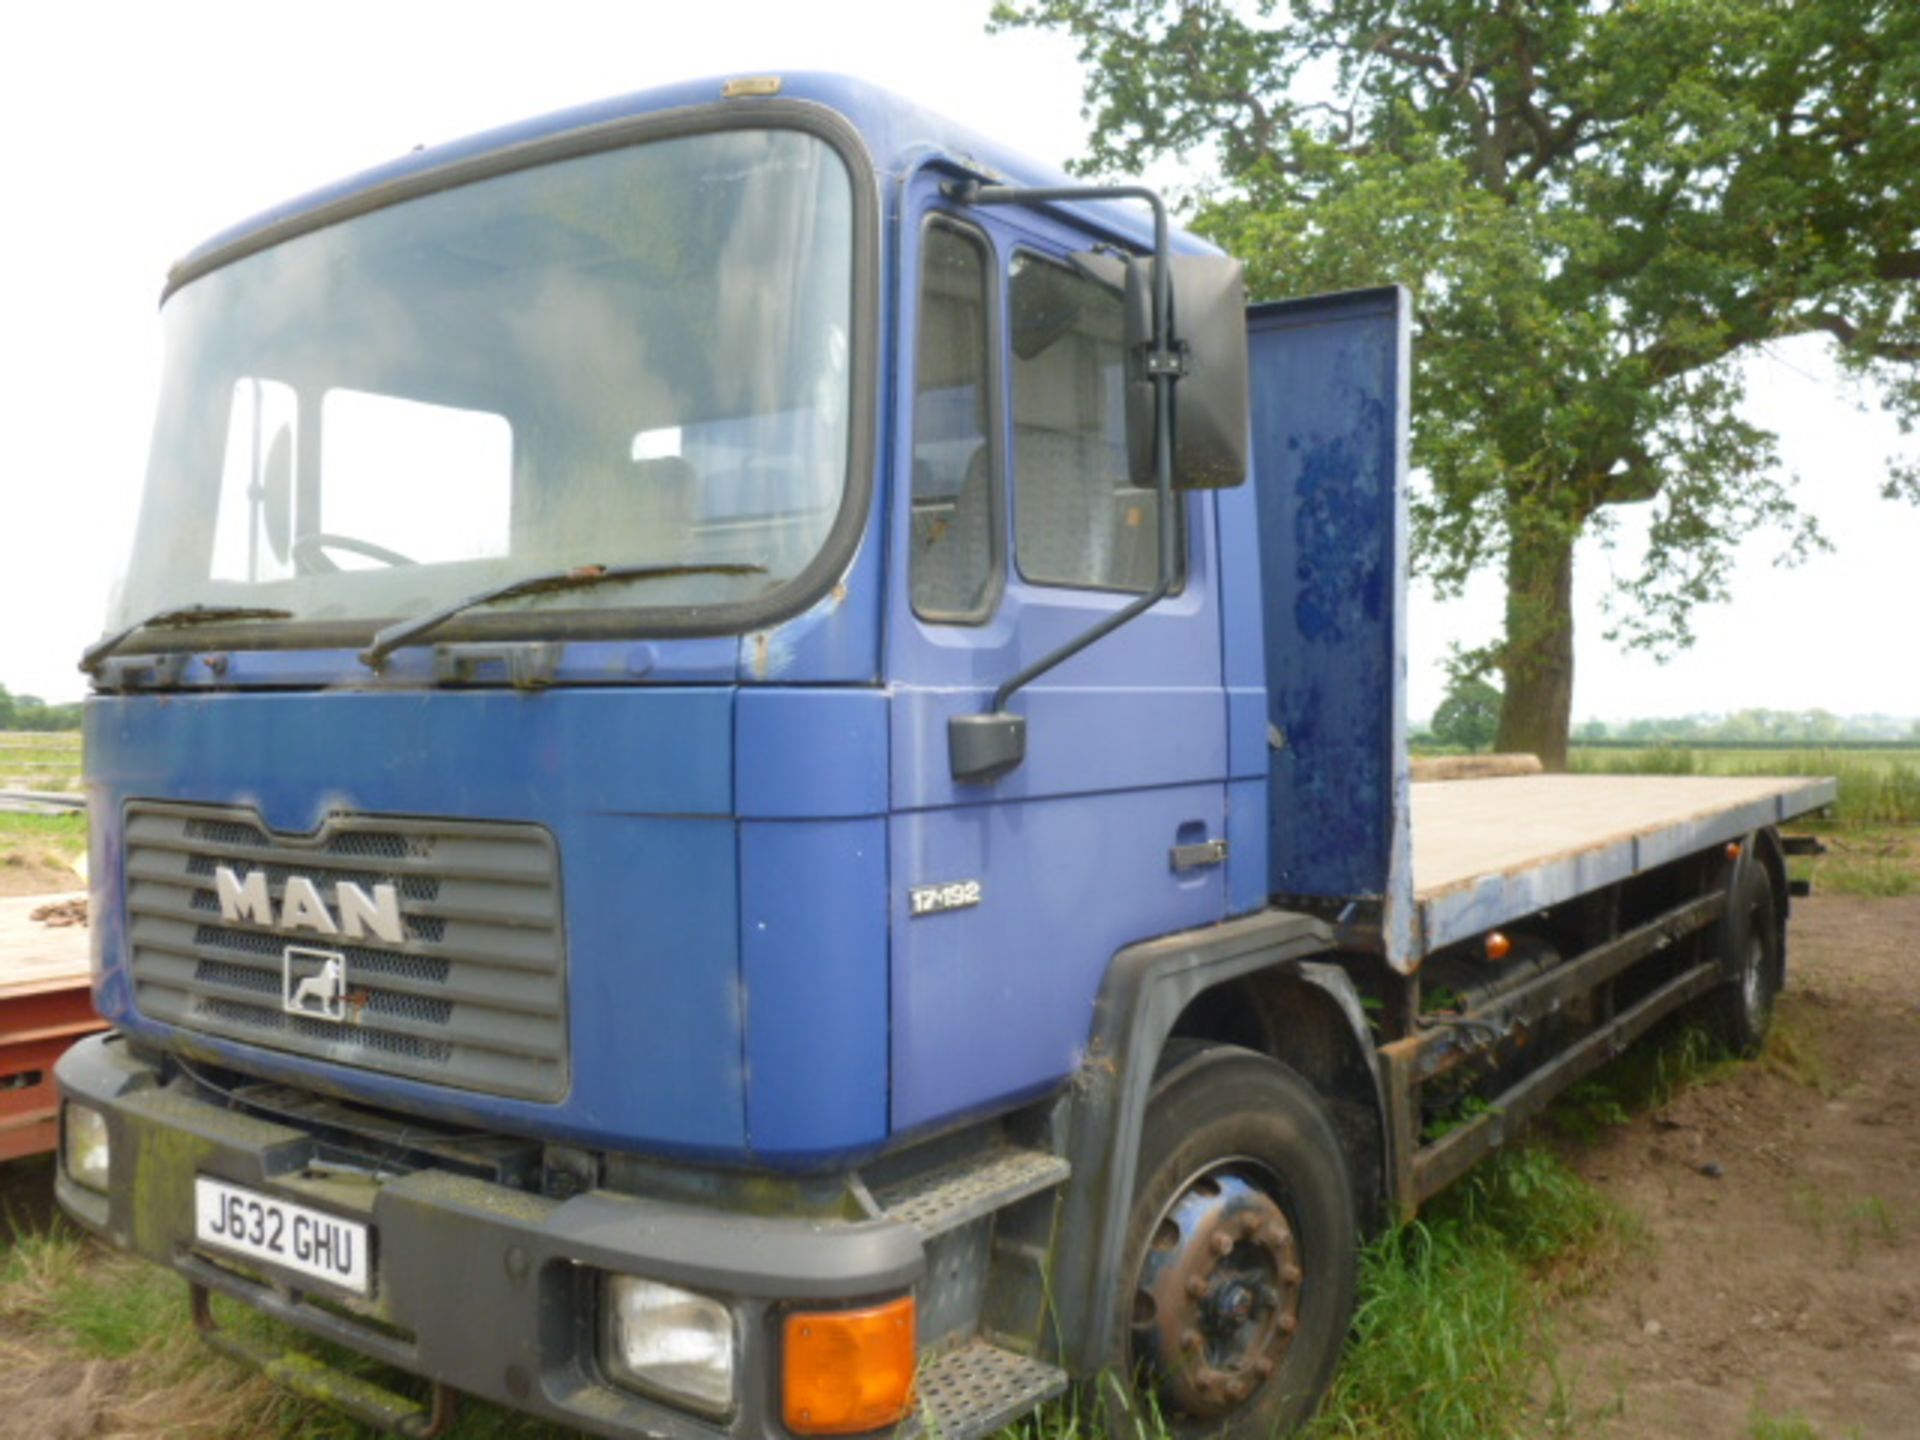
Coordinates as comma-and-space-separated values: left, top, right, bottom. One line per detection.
124, 802, 567, 1101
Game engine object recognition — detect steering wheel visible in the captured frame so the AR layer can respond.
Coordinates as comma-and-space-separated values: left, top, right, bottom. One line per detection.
292, 532, 418, 573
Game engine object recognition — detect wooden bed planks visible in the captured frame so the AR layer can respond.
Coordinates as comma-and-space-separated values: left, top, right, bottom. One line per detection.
1406, 774, 1833, 951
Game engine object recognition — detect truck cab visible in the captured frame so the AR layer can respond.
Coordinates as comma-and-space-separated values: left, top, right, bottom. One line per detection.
56, 72, 1829, 1440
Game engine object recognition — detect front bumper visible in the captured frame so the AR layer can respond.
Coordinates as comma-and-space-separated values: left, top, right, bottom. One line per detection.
55, 1035, 924, 1440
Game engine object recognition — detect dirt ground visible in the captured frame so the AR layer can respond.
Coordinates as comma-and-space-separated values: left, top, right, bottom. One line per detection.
0, 854, 83, 897
1555, 894, 1920, 1438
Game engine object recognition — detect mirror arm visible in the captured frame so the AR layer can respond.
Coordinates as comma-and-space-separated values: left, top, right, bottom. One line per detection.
942, 181, 1180, 781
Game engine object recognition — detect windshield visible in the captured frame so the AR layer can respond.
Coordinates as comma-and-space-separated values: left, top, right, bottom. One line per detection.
111, 126, 857, 639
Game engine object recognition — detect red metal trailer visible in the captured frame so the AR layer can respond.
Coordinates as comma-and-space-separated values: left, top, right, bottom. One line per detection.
1, 892, 103, 1162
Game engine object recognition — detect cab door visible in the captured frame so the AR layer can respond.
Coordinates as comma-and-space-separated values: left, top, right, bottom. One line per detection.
885, 170, 1230, 1135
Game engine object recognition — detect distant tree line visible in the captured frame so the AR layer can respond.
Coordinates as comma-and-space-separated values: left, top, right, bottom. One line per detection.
1573, 711, 1920, 745
1417, 684, 1919, 752
0, 684, 82, 731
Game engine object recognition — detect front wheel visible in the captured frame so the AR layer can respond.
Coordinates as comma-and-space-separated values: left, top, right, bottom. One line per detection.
1113, 1044, 1358, 1438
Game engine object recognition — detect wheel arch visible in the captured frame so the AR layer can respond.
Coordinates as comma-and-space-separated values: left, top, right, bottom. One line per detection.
1047, 910, 1390, 1378
1166, 968, 1389, 1237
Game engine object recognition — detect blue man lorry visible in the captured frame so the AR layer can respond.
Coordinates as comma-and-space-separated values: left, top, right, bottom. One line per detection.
57, 73, 1833, 1440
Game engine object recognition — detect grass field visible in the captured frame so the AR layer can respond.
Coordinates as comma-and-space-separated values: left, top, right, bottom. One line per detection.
0, 811, 86, 893
1568, 745, 1920, 827
0, 731, 82, 794
1567, 746, 1920, 896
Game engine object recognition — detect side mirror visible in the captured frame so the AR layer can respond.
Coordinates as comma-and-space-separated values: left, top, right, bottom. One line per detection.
1124, 255, 1250, 490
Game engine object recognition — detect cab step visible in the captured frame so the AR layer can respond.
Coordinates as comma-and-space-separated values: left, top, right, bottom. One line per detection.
914, 1339, 1069, 1440
872, 1146, 1069, 1238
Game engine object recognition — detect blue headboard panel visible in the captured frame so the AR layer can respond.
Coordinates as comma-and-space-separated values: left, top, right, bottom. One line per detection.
1247, 286, 1416, 970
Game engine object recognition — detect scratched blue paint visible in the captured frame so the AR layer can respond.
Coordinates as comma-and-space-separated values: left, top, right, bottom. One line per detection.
86, 689, 749, 1155
887, 784, 1226, 1136
735, 688, 888, 819
877, 164, 1231, 1135
1216, 474, 1272, 918
1247, 289, 1412, 916
739, 818, 889, 1162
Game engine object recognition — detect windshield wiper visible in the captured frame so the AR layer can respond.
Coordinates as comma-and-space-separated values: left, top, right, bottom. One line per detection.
358, 562, 769, 670
79, 604, 295, 675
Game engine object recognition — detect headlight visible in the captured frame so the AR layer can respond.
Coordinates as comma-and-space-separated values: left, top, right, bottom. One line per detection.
602, 1275, 736, 1417
63, 1103, 111, 1192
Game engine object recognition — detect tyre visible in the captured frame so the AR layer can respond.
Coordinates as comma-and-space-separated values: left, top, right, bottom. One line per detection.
1710, 860, 1782, 1058
1111, 1044, 1358, 1439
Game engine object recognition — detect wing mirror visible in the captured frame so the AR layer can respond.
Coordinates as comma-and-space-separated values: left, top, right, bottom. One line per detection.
1122, 254, 1250, 490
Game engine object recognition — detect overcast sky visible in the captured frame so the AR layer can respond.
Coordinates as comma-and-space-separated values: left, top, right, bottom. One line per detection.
2, 1, 1911, 721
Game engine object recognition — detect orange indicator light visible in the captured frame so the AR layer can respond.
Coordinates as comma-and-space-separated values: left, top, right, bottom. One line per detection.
782, 1297, 917, 1435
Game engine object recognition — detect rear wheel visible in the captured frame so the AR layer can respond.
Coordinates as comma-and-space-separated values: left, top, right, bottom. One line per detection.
1113, 1044, 1357, 1438
1709, 862, 1781, 1058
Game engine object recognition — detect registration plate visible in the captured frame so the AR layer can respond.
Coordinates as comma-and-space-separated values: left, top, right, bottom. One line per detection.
193, 1176, 371, 1296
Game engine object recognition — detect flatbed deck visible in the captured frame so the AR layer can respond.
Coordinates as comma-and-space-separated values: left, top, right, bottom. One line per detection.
1409, 774, 1835, 952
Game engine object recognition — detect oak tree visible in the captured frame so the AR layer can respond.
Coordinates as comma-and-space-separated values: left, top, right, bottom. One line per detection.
1431, 675, 1504, 751
993, 0, 1920, 765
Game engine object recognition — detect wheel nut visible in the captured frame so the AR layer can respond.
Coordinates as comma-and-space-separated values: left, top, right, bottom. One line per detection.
1186, 1276, 1208, 1299
1228, 1378, 1250, 1401
1182, 1329, 1202, 1352
1278, 1313, 1298, 1335
1255, 1357, 1276, 1379
1211, 1232, 1235, 1257
1281, 1264, 1303, 1285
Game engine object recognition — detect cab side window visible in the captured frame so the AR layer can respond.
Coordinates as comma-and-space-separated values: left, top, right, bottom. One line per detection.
1009, 252, 1167, 593
910, 221, 1000, 621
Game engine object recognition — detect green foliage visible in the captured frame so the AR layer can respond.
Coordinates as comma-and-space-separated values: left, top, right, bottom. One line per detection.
1300, 1145, 1617, 1439
991, 0, 1920, 755
1591, 710, 1917, 744
0, 685, 82, 732
1569, 746, 1920, 825
1816, 854, 1917, 897
1746, 1399, 1866, 1440
1430, 676, 1502, 752
0, 812, 88, 848
3, 1226, 179, 1359
0, 1238, 573, 1438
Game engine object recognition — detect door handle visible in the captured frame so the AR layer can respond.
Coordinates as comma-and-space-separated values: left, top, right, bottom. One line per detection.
1170, 838, 1229, 872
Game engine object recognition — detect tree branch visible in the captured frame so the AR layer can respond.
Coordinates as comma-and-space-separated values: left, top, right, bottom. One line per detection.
1805, 310, 1920, 363
1876, 249, 1920, 282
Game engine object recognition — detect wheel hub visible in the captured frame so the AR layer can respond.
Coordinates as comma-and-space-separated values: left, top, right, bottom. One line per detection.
1132, 1167, 1303, 1418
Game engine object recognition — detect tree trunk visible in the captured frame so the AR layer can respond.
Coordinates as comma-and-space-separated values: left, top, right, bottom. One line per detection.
1495, 518, 1577, 770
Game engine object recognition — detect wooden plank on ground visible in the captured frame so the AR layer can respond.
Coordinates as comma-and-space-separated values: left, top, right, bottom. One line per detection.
1409, 753, 1543, 782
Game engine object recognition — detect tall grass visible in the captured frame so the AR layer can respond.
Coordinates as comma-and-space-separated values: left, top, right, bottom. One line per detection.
1568, 746, 1920, 826
0, 1220, 573, 1439
1301, 1145, 1619, 1440
0, 810, 87, 876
